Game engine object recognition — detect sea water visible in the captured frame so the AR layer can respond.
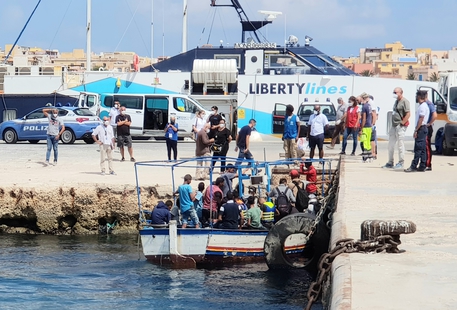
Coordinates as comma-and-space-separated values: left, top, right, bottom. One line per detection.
0, 234, 318, 310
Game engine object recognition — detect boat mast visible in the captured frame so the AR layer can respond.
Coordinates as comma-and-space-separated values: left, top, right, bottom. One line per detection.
182, 0, 188, 53
151, 0, 154, 61
86, 0, 92, 71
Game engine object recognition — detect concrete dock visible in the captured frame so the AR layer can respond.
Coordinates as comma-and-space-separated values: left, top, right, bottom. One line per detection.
330, 144, 457, 309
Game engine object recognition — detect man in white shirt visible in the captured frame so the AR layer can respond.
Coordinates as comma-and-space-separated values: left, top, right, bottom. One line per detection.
307, 105, 329, 160
109, 100, 120, 137
405, 90, 430, 172
92, 116, 116, 175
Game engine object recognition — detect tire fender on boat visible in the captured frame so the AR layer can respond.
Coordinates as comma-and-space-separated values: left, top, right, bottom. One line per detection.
263, 213, 330, 273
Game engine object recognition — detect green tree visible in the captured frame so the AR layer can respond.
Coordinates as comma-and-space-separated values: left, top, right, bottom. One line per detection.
360, 70, 374, 77
429, 72, 439, 82
406, 73, 416, 80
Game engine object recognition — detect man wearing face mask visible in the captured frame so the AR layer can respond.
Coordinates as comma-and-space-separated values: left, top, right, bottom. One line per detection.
207, 106, 223, 138
92, 116, 116, 175
211, 119, 232, 172
282, 104, 301, 160
164, 116, 179, 161
109, 100, 120, 137
340, 96, 360, 156
307, 105, 329, 160
115, 106, 135, 162
328, 98, 347, 149
195, 123, 215, 180
382, 87, 410, 169
43, 108, 65, 166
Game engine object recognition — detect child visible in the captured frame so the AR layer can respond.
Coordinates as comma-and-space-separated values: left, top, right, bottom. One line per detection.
245, 196, 265, 230
194, 182, 205, 223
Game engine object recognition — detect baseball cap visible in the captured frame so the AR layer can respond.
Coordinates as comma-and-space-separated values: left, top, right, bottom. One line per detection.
290, 169, 300, 178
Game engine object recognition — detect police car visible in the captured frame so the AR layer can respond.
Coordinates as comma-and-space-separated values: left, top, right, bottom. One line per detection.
0, 107, 100, 144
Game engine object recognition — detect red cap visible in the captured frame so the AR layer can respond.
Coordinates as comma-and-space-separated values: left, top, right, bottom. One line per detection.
290, 169, 300, 179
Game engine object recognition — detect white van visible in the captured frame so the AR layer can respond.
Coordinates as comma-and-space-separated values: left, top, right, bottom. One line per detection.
78, 92, 211, 138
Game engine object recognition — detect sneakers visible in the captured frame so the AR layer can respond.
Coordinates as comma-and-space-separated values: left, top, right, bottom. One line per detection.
326, 145, 335, 149
45, 161, 50, 166
393, 163, 404, 170
382, 163, 394, 169
405, 167, 424, 172
121, 157, 125, 162
350, 152, 356, 156
110, 171, 116, 175
101, 172, 106, 175
425, 167, 432, 171
130, 157, 136, 162
53, 161, 57, 166
339, 151, 345, 155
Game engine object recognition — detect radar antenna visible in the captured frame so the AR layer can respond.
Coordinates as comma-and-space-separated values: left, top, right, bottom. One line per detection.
210, 0, 272, 43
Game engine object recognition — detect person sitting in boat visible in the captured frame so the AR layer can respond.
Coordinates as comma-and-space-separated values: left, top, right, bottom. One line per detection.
202, 177, 225, 226
220, 164, 238, 197
299, 161, 318, 196
151, 201, 171, 225
245, 196, 266, 230
214, 192, 244, 229
269, 178, 296, 220
234, 193, 248, 226
174, 174, 200, 229
259, 197, 279, 229
168, 200, 180, 224
194, 182, 205, 222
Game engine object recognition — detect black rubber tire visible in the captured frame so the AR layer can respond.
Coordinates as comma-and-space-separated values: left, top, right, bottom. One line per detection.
28, 140, 40, 144
61, 129, 76, 144
264, 213, 330, 274
3, 128, 18, 144
84, 138, 95, 144
442, 137, 455, 156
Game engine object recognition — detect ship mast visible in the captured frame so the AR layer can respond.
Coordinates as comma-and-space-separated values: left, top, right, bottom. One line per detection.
86, 0, 92, 71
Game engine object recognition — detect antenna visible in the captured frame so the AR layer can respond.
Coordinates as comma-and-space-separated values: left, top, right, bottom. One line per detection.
258, 10, 282, 21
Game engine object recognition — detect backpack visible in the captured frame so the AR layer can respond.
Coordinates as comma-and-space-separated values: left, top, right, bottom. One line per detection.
275, 187, 291, 215
293, 181, 309, 212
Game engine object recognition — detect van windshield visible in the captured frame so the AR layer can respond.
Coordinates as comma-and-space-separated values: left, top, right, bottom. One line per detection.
449, 87, 457, 111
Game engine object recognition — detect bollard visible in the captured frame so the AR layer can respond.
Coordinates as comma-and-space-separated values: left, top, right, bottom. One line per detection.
360, 220, 416, 244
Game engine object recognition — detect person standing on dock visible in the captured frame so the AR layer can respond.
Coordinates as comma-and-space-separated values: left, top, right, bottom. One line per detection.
328, 98, 347, 149
340, 96, 359, 156
211, 118, 232, 172
235, 119, 256, 171
425, 92, 437, 171
359, 93, 375, 162
109, 100, 120, 137
92, 116, 116, 175
116, 106, 135, 162
405, 90, 430, 172
164, 116, 179, 161
282, 104, 301, 160
307, 105, 328, 161
195, 123, 215, 180
175, 174, 200, 229
207, 106, 223, 138
43, 107, 65, 166
382, 87, 410, 169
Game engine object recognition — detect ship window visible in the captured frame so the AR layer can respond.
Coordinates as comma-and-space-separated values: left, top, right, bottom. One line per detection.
269, 55, 305, 67
214, 54, 241, 68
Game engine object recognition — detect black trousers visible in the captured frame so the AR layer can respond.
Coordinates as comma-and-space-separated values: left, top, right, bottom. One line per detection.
211, 150, 228, 172
426, 126, 433, 168
411, 126, 427, 170
166, 139, 177, 160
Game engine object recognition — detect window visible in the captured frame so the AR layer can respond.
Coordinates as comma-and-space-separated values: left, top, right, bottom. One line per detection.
269, 55, 306, 67
58, 109, 68, 117
113, 96, 142, 110
449, 87, 457, 111
214, 54, 241, 68
73, 108, 95, 116
26, 111, 45, 119
173, 97, 198, 113
146, 97, 168, 111
381, 64, 387, 67
85, 95, 96, 108
392, 64, 396, 67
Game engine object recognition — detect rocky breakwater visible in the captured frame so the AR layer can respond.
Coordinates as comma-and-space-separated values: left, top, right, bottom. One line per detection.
0, 185, 167, 235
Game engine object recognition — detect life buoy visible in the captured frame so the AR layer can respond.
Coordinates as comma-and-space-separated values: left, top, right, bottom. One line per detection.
263, 213, 330, 276
133, 54, 139, 72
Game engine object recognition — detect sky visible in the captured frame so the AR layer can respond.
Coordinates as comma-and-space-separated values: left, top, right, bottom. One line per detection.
1, 0, 457, 59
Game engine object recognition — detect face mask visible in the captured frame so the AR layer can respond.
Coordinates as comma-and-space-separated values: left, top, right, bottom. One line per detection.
206, 129, 210, 133
393, 94, 398, 99
201, 114, 205, 118
115, 104, 119, 109
220, 124, 225, 128
52, 113, 58, 118
121, 111, 126, 115
104, 121, 109, 126
313, 110, 318, 115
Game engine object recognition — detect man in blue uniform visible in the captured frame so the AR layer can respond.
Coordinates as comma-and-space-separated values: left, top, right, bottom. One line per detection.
282, 104, 301, 160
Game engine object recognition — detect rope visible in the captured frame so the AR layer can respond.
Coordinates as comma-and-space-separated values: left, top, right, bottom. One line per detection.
206, 8, 217, 44
47, 0, 74, 51
114, 0, 142, 53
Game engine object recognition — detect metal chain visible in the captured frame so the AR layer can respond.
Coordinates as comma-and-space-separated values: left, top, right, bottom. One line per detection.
304, 235, 401, 310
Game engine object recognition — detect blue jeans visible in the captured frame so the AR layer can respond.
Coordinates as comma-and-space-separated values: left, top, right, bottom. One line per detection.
181, 208, 200, 227
46, 135, 59, 162
235, 147, 253, 167
342, 128, 358, 154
